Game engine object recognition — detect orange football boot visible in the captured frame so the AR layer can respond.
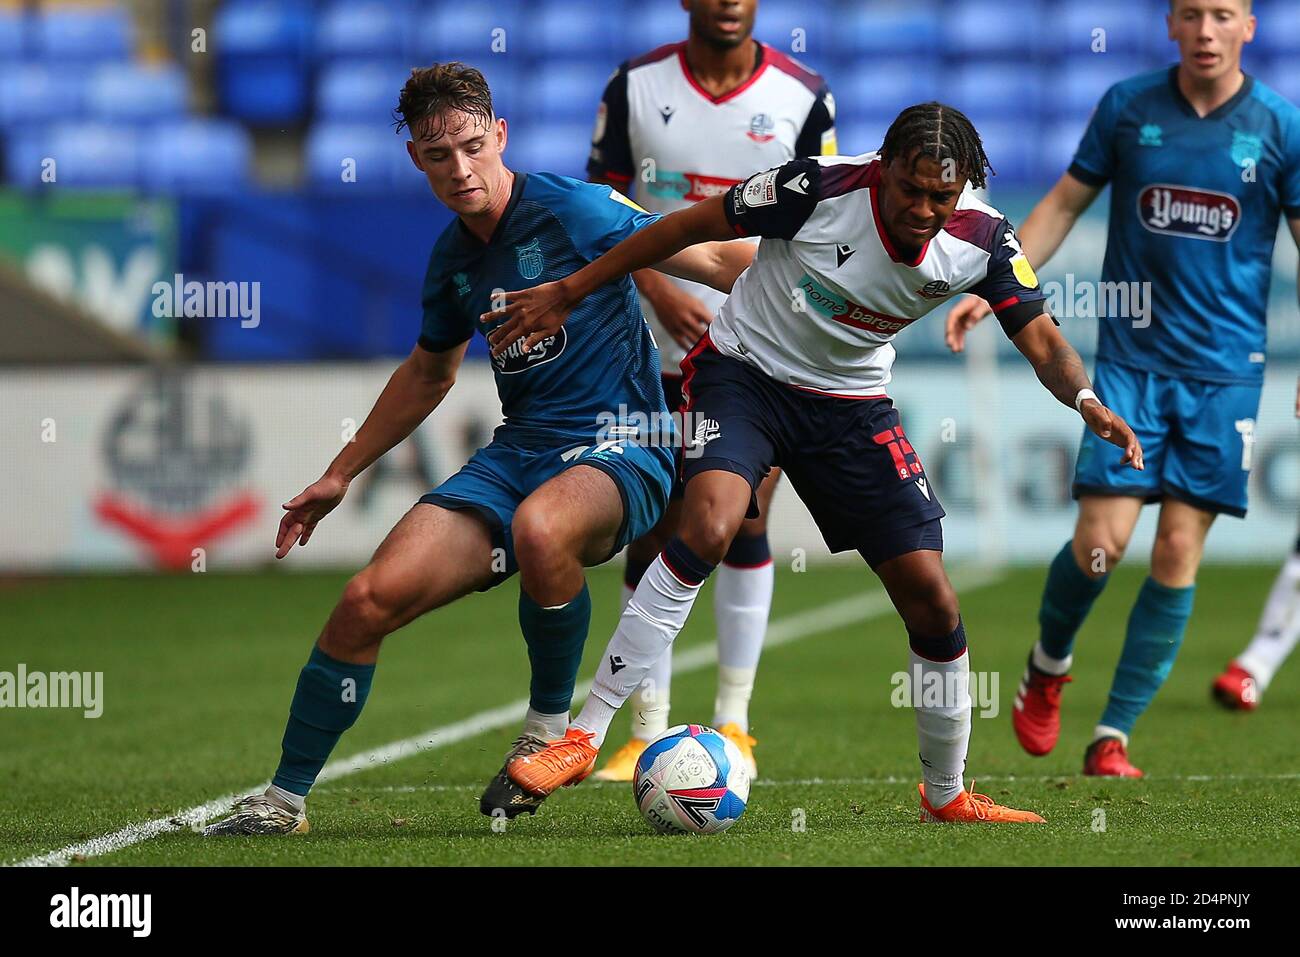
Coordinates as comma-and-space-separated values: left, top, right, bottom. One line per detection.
918, 782, 1046, 823
507, 727, 599, 796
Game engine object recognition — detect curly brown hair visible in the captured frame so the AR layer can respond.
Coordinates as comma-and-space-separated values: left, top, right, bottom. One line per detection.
394, 62, 495, 141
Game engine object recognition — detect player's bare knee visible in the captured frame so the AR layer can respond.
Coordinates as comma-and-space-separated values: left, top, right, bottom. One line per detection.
682, 512, 736, 565
512, 508, 571, 577
330, 573, 395, 650
1151, 527, 1202, 584
1074, 535, 1125, 577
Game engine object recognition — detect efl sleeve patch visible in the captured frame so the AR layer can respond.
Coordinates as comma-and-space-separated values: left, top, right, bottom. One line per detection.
740, 169, 779, 209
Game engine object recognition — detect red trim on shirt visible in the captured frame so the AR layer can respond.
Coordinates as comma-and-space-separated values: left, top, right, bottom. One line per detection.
870, 182, 928, 267
677, 47, 770, 105
990, 295, 1020, 312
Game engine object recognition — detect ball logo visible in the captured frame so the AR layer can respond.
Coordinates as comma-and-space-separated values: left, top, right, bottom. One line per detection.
1138, 184, 1240, 242
747, 112, 776, 143
492, 327, 567, 374
917, 279, 950, 300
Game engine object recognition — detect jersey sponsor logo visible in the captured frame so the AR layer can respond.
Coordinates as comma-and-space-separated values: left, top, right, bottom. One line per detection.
491, 327, 567, 374
747, 112, 776, 143
1231, 131, 1263, 169
736, 169, 779, 208
648, 170, 743, 203
1138, 184, 1241, 242
917, 279, 949, 299
1139, 124, 1163, 147
796, 273, 918, 335
515, 238, 546, 279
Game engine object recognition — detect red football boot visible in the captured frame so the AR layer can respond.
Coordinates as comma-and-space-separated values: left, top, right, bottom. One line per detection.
1012, 654, 1073, 756
1083, 736, 1143, 778
1211, 662, 1259, 712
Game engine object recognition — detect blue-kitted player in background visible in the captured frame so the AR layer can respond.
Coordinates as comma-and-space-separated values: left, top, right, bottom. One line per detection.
947, 0, 1300, 776
203, 62, 755, 834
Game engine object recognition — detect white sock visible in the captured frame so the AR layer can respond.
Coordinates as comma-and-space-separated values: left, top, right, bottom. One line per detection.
1236, 551, 1300, 692
265, 784, 305, 812
1094, 724, 1128, 747
913, 649, 970, 810
712, 559, 774, 730
624, 582, 672, 741
574, 554, 705, 747
523, 707, 569, 740
1032, 640, 1072, 676
632, 645, 672, 741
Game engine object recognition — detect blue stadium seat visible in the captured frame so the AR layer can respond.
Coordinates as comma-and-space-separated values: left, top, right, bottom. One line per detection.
832, 1, 940, 56
142, 120, 253, 194
1048, 4, 1157, 56
947, 62, 1043, 130
942, 2, 1043, 58
0, 65, 84, 128
86, 63, 188, 124
214, 1, 313, 123
0, 10, 27, 60
306, 122, 411, 192
1059, 56, 1149, 122
838, 59, 942, 129
3, 127, 53, 188
533, 1, 622, 59
37, 124, 141, 188
752, 0, 832, 61
409, 2, 522, 62
1262, 61, 1300, 107
34, 7, 132, 62
1042, 120, 1088, 182
529, 61, 611, 123
316, 1, 410, 61
618, 4, 684, 57
317, 61, 414, 122
975, 121, 1037, 186
1251, 1, 1300, 56
506, 122, 593, 179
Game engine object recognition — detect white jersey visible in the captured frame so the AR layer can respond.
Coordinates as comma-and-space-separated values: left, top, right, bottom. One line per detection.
588, 40, 836, 374
712, 152, 1050, 397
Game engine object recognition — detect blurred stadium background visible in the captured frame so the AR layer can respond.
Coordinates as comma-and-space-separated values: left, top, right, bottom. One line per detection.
1, 0, 1296, 574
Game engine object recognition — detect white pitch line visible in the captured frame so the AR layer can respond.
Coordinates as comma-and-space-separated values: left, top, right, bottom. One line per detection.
10, 567, 1001, 867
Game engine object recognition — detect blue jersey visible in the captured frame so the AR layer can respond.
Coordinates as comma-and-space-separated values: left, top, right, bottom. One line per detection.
418, 171, 669, 445
1070, 67, 1300, 386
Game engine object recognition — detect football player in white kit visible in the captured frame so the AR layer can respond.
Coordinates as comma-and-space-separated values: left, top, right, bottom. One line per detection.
587, 0, 836, 781
492, 103, 1146, 822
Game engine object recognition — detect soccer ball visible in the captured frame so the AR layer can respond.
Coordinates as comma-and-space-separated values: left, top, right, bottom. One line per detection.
633, 724, 750, 834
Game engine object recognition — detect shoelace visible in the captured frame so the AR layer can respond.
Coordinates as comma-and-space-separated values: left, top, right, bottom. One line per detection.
964, 779, 995, 820
533, 733, 594, 773
506, 734, 548, 761
1031, 672, 1072, 705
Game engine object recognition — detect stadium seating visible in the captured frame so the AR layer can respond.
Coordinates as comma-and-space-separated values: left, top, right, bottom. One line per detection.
33, 6, 132, 62
213, 1, 313, 124
141, 119, 254, 195
316, 0, 409, 61
86, 63, 189, 124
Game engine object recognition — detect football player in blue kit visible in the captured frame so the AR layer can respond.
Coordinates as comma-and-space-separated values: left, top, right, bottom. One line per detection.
947, 0, 1300, 776
203, 63, 755, 835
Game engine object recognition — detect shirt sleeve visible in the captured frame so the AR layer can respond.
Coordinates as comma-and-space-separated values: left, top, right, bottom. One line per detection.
563, 181, 662, 260
1068, 83, 1124, 187
966, 219, 1053, 339
416, 257, 474, 353
794, 83, 837, 158
586, 65, 635, 186
1282, 108, 1300, 219
723, 158, 822, 240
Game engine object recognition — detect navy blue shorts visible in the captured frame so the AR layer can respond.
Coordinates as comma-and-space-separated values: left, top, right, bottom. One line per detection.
662, 373, 686, 500
679, 335, 945, 563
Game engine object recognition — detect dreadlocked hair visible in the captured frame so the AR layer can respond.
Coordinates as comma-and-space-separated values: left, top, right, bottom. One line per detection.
880, 102, 994, 190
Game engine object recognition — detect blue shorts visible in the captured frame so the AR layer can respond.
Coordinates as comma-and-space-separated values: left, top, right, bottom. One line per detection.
1073, 361, 1262, 518
680, 334, 946, 562
420, 435, 674, 589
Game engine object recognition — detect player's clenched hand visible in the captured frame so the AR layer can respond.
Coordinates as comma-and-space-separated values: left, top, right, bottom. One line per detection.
276, 472, 349, 559
484, 280, 576, 359
944, 295, 992, 354
1080, 400, 1144, 471
645, 281, 714, 349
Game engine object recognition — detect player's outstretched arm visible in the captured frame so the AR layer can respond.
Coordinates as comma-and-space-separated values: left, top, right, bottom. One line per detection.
1011, 312, 1143, 471
486, 196, 736, 357
275, 342, 466, 558
946, 173, 1103, 353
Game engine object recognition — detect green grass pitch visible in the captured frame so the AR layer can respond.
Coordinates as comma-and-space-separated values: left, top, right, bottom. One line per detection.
2, 562, 1297, 866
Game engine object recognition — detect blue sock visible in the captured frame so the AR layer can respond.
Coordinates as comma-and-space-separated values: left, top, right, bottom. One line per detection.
1099, 577, 1196, 736
519, 582, 591, 715
273, 645, 375, 797
1038, 540, 1109, 662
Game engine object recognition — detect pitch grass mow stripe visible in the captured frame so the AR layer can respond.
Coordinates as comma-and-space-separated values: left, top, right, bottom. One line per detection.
12, 567, 1002, 867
